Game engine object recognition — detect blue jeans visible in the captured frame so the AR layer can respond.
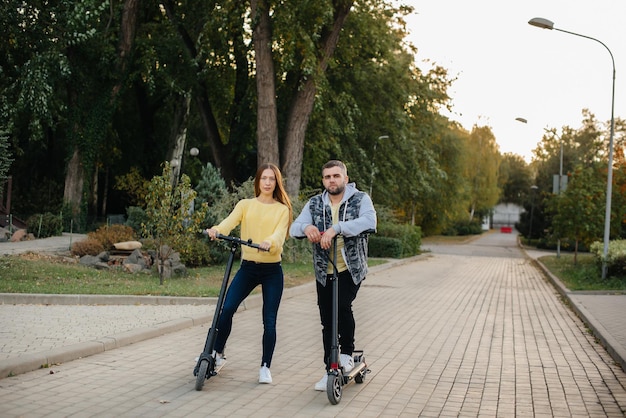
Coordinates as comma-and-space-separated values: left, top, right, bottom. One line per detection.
214, 261, 284, 367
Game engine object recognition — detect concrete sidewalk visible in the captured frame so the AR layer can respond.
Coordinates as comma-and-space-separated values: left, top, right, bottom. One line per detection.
0, 232, 87, 256
1, 231, 625, 417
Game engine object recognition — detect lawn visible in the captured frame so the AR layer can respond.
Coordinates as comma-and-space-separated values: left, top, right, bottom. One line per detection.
538, 252, 626, 292
0, 252, 386, 297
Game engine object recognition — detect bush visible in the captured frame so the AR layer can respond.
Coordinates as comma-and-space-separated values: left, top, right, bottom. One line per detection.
376, 222, 421, 258
173, 235, 212, 267
125, 206, 149, 237
27, 212, 63, 238
590, 240, 626, 278
369, 236, 403, 258
447, 219, 483, 236
88, 224, 136, 250
71, 238, 105, 257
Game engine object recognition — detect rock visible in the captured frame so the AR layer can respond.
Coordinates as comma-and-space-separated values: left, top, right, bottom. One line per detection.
124, 263, 144, 274
125, 249, 146, 267
114, 240, 142, 250
79, 255, 101, 267
97, 251, 109, 262
10, 229, 27, 242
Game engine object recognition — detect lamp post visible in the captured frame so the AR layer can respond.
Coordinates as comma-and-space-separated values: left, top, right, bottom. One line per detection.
528, 17, 616, 279
170, 147, 200, 188
551, 128, 564, 258
528, 185, 538, 240
369, 135, 389, 197
516, 117, 565, 257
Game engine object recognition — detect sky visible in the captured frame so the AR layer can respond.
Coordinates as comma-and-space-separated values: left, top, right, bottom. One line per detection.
402, 0, 624, 162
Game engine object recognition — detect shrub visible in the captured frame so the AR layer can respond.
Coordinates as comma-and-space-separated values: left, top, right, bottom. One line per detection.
71, 238, 105, 257
88, 224, 136, 250
369, 236, 403, 258
173, 236, 212, 267
443, 219, 483, 236
590, 240, 626, 278
27, 212, 63, 238
376, 222, 421, 258
125, 206, 149, 237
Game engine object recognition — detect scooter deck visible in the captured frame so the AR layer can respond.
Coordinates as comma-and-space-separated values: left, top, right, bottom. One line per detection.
214, 360, 227, 374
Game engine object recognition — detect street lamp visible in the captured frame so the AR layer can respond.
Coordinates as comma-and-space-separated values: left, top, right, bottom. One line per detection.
528, 17, 616, 279
170, 147, 200, 187
528, 185, 538, 240
369, 135, 389, 197
546, 128, 565, 258
516, 117, 565, 257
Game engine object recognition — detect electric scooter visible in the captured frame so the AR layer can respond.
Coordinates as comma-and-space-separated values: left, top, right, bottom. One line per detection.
193, 233, 266, 391
324, 232, 371, 404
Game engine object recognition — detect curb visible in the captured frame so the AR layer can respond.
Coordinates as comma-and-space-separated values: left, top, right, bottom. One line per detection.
518, 239, 626, 371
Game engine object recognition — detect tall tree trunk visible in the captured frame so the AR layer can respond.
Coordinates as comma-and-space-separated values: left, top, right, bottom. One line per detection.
63, 148, 85, 219
168, 94, 192, 187
251, 0, 279, 167
112, 0, 139, 99
281, 2, 353, 196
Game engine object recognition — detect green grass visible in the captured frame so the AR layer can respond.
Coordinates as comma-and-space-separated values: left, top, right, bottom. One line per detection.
0, 253, 386, 297
538, 253, 626, 292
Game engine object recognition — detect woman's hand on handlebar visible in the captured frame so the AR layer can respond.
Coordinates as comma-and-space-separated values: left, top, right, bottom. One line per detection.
258, 240, 271, 252
205, 228, 219, 240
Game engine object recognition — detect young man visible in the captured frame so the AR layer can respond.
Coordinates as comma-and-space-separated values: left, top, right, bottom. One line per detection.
290, 160, 376, 391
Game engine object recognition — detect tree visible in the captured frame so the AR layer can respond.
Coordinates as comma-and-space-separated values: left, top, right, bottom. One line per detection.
498, 153, 532, 205
465, 125, 501, 221
550, 166, 606, 263
143, 163, 209, 284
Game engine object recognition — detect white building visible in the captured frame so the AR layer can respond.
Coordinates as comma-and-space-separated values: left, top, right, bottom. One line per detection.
491, 203, 523, 230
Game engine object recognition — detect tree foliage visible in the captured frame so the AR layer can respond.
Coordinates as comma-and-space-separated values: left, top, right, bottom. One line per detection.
142, 163, 209, 283
550, 166, 606, 262
1, 0, 548, 240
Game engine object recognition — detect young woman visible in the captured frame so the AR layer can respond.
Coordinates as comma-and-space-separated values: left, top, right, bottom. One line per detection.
205, 163, 292, 384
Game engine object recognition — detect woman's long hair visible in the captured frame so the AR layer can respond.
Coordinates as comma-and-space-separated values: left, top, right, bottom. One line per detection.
254, 163, 293, 233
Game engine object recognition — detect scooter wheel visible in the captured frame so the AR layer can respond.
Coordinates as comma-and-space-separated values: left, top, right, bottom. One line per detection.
327, 373, 342, 405
195, 359, 208, 391
355, 371, 365, 384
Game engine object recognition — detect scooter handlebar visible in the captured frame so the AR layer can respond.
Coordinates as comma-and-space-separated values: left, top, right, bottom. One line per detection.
293, 228, 376, 240
203, 231, 269, 251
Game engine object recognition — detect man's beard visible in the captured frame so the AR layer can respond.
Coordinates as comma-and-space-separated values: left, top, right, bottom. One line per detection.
327, 183, 345, 195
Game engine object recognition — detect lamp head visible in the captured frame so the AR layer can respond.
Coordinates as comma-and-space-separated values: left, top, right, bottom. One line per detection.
515, 117, 528, 124
528, 17, 554, 30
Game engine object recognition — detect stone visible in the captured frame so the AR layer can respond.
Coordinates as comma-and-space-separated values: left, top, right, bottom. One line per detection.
10, 229, 27, 242
114, 241, 142, 250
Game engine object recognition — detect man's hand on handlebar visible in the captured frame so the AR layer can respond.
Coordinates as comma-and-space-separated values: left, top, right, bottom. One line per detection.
304, 225, 337, 250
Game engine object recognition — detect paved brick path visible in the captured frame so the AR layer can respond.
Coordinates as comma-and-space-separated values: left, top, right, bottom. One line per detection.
0, 232, 625, 417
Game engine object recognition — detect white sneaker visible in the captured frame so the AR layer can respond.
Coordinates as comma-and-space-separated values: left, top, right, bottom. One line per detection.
259, 364, 272, 384
314, 374, 328, 391
215, 353, 225, 367
340, 354, 354, 373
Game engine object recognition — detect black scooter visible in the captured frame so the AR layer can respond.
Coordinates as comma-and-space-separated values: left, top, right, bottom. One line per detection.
193, 233, 266, 391
324, 232, 371, 404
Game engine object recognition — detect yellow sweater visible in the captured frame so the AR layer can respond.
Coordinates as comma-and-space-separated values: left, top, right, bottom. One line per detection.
212, 198, 290, 263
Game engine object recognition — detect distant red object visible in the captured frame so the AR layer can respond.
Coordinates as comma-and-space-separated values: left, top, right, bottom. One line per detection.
500, 227, 512, 233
